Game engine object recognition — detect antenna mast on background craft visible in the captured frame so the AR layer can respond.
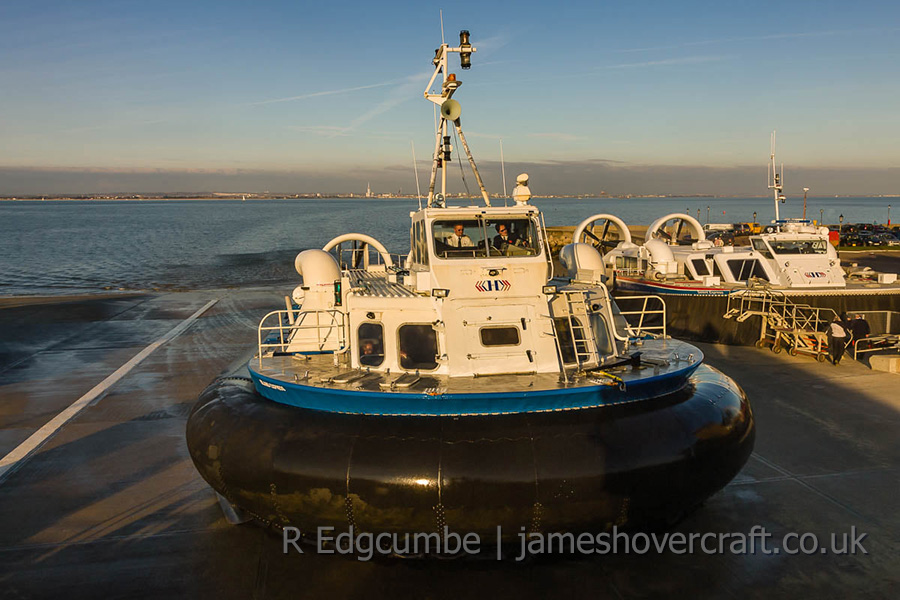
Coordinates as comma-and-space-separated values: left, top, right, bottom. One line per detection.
768, 130, 786, 227
424, 29, 490, 207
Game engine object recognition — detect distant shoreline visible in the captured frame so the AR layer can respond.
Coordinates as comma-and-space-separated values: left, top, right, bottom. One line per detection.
2, 194, 898, 202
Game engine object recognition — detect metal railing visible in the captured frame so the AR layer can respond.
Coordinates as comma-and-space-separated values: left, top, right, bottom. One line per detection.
614, 294, 667, 338
850, 311, 900, 359
257, 309, 346, 361
332, 244, 403, 271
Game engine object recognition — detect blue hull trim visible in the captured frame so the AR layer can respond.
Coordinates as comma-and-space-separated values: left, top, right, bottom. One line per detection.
247, 361, 702, 417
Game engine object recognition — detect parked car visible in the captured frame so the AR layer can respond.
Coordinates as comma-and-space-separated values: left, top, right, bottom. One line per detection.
872, 233, 900, 247
840, 234, 864, 247
732, 222, 761, 235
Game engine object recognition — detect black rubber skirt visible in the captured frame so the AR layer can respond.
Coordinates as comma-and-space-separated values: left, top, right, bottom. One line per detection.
186, 365, 754, 540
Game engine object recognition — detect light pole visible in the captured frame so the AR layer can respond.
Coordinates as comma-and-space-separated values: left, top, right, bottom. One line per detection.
803, 187, 809, 220
889, 204, 892, 226
706, 206, 710, 225
697, 208, 700, 221
839, 214, 844, 233
820, 208, 824, 225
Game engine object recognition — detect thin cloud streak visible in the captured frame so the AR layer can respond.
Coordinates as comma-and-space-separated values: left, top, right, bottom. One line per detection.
603, 55, 732, 69
252, 69, 431, 107
618, 27, 900, 54
471, 54, 731, 89
249, 82, 396, 106
528, 133, 581, 141
274, 69, 431, 137
59, 119, 171, 135
344, 75, 427, 132
470, 31, 514, 56
287, 125, 351, 137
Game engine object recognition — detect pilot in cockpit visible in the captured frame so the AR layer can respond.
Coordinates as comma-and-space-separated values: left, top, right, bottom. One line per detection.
447, 223, 474, 248
493, 223, 513, 251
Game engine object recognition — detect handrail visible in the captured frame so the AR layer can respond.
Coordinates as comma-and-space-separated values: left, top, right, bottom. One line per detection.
323, 233, 394, 268
333, 246, 401, 271
615, 295, 667, 338
257, 309, 346, 364
539, 211, 555, 280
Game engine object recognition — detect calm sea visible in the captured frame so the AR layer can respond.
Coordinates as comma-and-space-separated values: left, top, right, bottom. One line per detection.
0, 196, 894, 296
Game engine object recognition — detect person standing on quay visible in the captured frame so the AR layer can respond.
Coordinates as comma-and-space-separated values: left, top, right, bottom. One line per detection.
827, 314, 849, 365
849, 314, 871, 352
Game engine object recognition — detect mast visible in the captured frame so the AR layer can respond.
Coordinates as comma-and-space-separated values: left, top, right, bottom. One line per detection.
768, 131, 786, 229
423, 30, 490, 207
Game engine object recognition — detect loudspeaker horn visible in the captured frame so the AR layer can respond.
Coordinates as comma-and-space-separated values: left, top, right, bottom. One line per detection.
440, 99, 461, 121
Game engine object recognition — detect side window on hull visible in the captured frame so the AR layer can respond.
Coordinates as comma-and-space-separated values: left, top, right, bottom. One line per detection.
358, 322, 384, 367
691, 258, 710, 277
480, 326, 520, 347
398, 324, 438, 370
727, 259, 770, 282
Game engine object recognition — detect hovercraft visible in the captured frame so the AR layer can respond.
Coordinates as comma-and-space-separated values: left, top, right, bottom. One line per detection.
186, 31, 754, 544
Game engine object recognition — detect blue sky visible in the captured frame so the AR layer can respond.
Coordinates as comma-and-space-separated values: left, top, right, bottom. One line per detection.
1, 0, 898, 194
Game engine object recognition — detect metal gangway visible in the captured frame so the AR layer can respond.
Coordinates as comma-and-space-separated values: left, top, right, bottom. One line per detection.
723, 288, 837, 361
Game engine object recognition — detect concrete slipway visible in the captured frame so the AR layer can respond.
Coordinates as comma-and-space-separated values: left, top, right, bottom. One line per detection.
0, 289, 896, 599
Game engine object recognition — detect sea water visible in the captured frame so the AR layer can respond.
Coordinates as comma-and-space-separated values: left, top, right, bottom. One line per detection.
0, 196, 894, 296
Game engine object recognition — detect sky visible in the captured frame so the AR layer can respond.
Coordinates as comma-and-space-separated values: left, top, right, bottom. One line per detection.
1, 0, 899, 196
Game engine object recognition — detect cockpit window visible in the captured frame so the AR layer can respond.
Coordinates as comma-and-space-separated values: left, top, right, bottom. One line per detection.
432, 219, 487, 258
751, 238, 773, 259
484, 219, 539, 257
432, 218, 540, 259
768, 239, 827, 255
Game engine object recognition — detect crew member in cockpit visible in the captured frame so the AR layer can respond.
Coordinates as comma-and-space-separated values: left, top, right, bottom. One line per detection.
447, 223, 474, 248
493, 223, 513, 250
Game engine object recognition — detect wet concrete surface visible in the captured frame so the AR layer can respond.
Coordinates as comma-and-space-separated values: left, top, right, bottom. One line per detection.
0, 289, 897, 599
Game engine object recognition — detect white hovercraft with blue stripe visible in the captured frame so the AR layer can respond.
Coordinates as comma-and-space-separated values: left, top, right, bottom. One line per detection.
246, 34, 736, 419
187, 30, 754, 540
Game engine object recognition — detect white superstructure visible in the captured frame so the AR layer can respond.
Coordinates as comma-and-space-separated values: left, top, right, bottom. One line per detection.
255, 31, 664, 382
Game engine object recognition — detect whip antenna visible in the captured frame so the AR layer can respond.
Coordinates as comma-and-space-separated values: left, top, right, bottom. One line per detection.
500, 138, 508, 206
412, 141, 423, 210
